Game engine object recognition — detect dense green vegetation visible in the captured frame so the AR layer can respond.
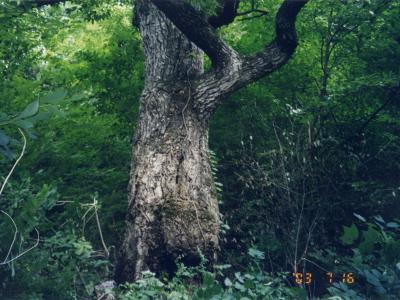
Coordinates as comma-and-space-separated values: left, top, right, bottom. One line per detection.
1, 0, 399, 299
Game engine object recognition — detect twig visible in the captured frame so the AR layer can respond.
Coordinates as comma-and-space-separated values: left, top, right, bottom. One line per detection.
0, 212, 40, 265
300, 257, 329, 273
81, 197, 109, 258
0, 229, 40, 265
237, 9, 268, 16
293, 181, 306, 273
0, 129, 39, 265
0, 128, 26, 198
95, 205, 109, 258
238, 11, 269, 22
0, 210, 18, 264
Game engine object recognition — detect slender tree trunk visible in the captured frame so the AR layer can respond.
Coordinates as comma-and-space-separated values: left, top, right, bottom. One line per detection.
116, 1, 219, 282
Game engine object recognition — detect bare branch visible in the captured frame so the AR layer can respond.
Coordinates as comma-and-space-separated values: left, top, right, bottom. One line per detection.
0, 129, 40, 265
237, 9, 269, 22
81, 197, 110, 258
237, 8, 268, 17
0, 210, 18, 264
0, 226, 40, 265
0, 129, 26, 197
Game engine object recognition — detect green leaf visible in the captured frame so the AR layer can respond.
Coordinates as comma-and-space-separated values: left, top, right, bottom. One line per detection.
382, 240, 400, 263
41, 88, 67, 104
0, 130, 10, 146
202, 271, 214, 286
359, 225, 380, 254
69, 92, 86, 102
19, 100, 39, 119
248, 247, 265, 260
14, 119, 34, 129
234, 272, 244, 283
234, 282, 246, 292
363, 269, 383, 290
386, 222, 399, 229
340, 224, 359, 245
353, 213, 366, 222
46, 105, 66, 118
224, 277, 232, 287
28, 112, 53, 123
374, 215, 385, 223
0, 146, 13, 160
0, 112, 8, 122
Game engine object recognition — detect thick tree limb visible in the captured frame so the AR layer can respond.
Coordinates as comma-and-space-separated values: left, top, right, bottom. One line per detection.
241, 0, 308, 83
208, 0, 240, 28
150, 0, 308, 119
150, 0, 239, 70
200, 0, 309, 118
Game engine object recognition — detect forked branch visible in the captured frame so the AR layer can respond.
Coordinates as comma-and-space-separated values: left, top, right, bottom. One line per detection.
239, 0, 309, 85
150, 0, 239, 70
150, 0, 308, 118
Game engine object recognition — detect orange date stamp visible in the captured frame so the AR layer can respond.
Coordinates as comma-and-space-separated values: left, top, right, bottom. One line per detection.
292, 272, 355, 285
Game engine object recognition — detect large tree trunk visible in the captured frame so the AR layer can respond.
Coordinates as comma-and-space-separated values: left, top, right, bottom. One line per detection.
116, 1, 219, 283
116, 0, 308, 283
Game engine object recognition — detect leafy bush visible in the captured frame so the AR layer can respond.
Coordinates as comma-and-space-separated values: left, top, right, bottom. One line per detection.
326, 214, 400, 300
0, 178, 110, 300
117, 248, 305, 300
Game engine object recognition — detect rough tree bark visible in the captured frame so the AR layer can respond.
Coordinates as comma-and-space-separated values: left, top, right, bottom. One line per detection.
116, 0, 309, 283
115, 0, 219, 283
